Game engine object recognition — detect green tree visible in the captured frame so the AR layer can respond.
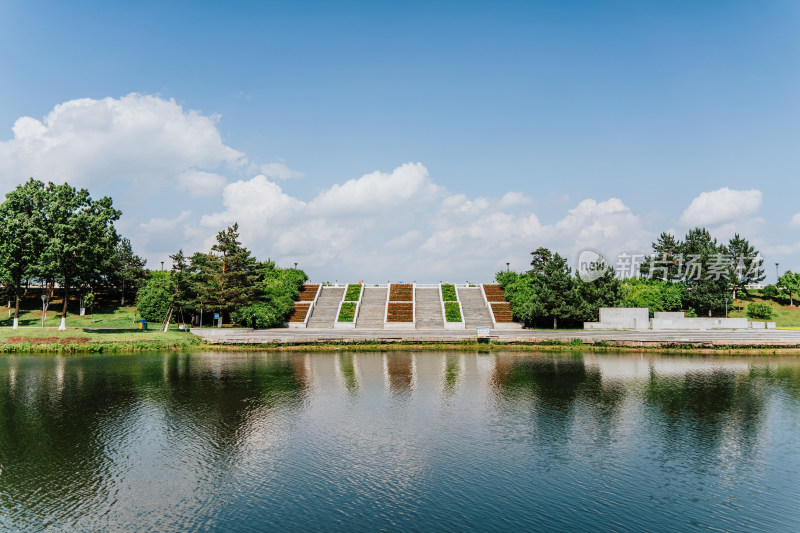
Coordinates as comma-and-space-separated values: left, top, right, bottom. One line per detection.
575, 259, 623, 322
136, 271, 175, 322
38, 182, 120, 329
192, 224, 257, 324
496, 270, 538, 326
778, 271, 799, 306
536, 253, 578, 329
529, 247, 553, 275
727, 233, 764, 299
0, 179, 46, 328
231, 260, 308, 328
110, 238, 147, 306
170, 249, 193, 323
621, 278, 684, 315
642, 232, 682, 280
680, 228, 729, 317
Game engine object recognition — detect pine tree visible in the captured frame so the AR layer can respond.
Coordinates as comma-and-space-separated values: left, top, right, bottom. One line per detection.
192, 224, 257, 324
727, 233, 764, 299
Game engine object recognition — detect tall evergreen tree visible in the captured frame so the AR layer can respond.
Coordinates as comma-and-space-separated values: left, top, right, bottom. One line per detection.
727, 233, 764, 299
680, 227, 729, 316
111, 237, 147, 306
192, 224, 257, 324
642, 232, 682, 280
576, 258, 623, 322
534, 253, 578, 329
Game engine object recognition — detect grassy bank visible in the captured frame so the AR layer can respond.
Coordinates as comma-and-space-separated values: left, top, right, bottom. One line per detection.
0, 328, 203, 353
207, 339, 800, 355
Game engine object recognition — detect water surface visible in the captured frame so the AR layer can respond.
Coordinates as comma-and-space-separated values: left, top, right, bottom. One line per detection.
1, 351, 799, 531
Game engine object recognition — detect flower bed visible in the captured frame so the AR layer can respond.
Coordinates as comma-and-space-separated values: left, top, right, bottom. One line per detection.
297, 284, 320, 302
289, 302, 311, 322
483, 284, 506, 302
491, 302, 514, 322
387, 302, 414, 322
344, 284, 361, 302
444, 301, 462, 322
389, 284, 413, 301
338, 302, 357, 322
441, 284, 457, 302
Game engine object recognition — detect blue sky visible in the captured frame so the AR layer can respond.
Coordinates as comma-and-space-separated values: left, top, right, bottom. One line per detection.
1, 0, 798, 282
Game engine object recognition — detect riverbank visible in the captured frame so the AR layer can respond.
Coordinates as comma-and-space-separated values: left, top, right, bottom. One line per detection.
0, 328, 203, 353
5, 326, 800, 355
192, 327, 800, 354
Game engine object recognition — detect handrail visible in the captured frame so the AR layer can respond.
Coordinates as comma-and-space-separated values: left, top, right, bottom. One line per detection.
479, 284, 497, 328
303, 284, 323, 327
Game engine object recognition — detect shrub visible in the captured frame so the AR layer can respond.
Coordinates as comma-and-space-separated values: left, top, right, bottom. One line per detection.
338, 302, 357, 322
344, 284, 361, 301
441, 284, 457, 302
746, 302, 773, 320
762, 285, 779, 300
136, 271, 174, 322
444, 301, 462, 322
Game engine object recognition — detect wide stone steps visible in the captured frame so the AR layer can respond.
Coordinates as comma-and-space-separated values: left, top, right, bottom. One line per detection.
415, 288, 443, 329
356, 287, 387, 329
457, 287, 493, 328
307, 287, 345, 328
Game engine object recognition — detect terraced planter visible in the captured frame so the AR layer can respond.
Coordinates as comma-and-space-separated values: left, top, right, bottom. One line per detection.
289, 284, 322, 329
385, 283, 415, 329
481, 283, 523, 330
387, 302, 414, 321
439, 283, 465, 329
335, 283, 364, 329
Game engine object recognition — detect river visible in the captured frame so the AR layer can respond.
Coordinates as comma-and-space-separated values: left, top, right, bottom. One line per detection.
1, 351, 799, 531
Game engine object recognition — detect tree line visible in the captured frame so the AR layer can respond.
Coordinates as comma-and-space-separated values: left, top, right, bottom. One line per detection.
0, 179, 144, 328
498, 228, 765, 328
135, 223, 307, 328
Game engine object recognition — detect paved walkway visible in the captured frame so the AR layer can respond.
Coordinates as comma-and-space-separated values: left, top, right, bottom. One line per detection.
192, 327, 800, 348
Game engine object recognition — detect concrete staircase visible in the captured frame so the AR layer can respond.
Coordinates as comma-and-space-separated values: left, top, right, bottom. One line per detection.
457, 287, 493, 329
415, 288, 443, 329
306, 287, 345, 328
356, 287, 387, 329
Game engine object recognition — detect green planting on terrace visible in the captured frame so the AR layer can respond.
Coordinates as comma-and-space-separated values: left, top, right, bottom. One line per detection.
441, 284, 457, 302
444, 301, 462, 322
344, 284, 362, 301
338, 302, 357, 322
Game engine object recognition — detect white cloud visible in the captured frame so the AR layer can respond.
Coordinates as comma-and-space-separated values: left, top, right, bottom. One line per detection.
680, 187, 762, 227
0, 94, 245, 193
309, 162, 441, 216
176, 170, 227, 197
791, 213, 800, 228
0, 94, 662, 281
195, 163, 652, 281
259, 161, 304, 180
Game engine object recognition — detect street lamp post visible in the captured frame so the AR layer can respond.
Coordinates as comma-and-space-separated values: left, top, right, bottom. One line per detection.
161, 261, 165, 271
776, 262, 780, 283
725, 297, 729, 318
506, 262, 510, 272
41, 294, 47, 327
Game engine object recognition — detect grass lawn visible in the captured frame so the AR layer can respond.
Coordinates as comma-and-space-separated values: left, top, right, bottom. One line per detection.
0, 301, 203, 352
729, 294, 800, 328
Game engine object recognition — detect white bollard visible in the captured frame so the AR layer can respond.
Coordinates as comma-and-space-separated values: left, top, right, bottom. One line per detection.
58, 317, 67, 331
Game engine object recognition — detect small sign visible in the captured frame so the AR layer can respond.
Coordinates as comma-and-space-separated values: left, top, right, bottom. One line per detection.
214, 313, 220, 320
477, 327, 490, 337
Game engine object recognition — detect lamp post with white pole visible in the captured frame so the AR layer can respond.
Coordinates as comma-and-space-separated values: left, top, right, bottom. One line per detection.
41, 294, 47, 327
